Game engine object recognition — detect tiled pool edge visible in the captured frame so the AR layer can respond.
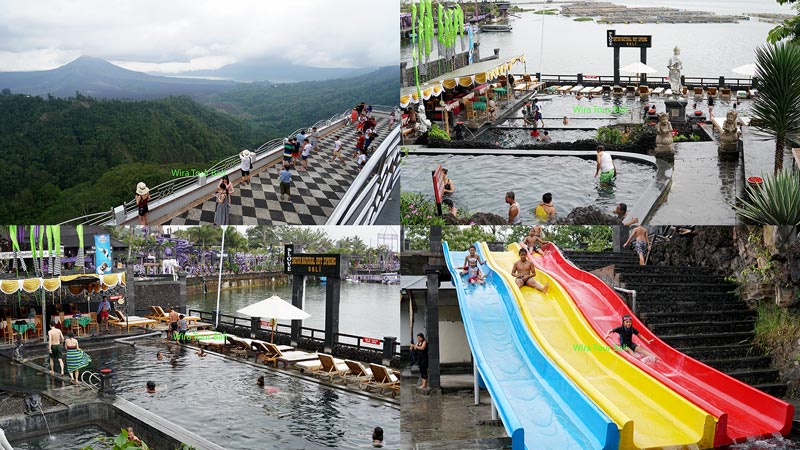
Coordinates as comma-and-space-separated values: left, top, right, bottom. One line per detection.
403, 146, 672, 225
1, 399, 225, 450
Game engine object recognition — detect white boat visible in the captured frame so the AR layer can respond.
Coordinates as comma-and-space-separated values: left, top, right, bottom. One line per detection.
381, 273, 401, 285
480, 24, 513, 32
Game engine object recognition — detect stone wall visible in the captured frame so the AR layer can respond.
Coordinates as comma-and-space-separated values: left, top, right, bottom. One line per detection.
133, 280, 182, 316
646, 226, 739, 274
185, 271, 288, 296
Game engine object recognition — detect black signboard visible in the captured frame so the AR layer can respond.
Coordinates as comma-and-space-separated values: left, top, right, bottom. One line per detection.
284, 245, 343, 277
607, 30, 651, 48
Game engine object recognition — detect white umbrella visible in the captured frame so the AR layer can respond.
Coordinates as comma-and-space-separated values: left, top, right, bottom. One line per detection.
237, 295, 310, 342
620, 62, 658, 74
732, 63, 756, 77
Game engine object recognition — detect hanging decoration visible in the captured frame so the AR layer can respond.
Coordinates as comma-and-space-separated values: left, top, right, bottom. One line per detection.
52, 226, 61, 276
9, 225, 26, 272
76, 224, 84, 268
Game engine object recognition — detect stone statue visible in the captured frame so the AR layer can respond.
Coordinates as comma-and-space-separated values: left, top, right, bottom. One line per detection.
417, 103, 431, 134
654, 112, 674, 160
719, 109, 739, 158
667, 47, 683, 94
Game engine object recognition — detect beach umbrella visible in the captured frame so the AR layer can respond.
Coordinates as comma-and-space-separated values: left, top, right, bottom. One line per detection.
236, 295, 310, 343
732, 63, 756, 90
620, 61, 657, 84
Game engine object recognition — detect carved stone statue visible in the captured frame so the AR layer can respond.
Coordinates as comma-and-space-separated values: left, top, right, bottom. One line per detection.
654, 112, 674, 160
719, 109, 739, 158
417, 103, 431, 134
667, 47, 683, 94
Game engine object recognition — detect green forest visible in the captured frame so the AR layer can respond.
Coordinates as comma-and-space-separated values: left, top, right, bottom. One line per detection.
0, 66, 397, 223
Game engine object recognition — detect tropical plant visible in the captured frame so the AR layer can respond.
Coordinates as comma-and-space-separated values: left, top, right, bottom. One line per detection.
749, 42, 800, 174
596, 126, 623, 145
401, 192, 446, 227
733, 169, 800, 224
767, 0, 800, 44
427, 123, 451, 141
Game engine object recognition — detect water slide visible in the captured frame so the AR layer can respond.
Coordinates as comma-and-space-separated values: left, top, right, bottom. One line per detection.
534, 242, 793, 447
483, 242, 717, 450
441, 242, 618, 450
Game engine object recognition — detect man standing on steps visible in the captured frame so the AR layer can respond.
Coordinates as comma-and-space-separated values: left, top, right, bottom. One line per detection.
47, 322, 65, 376
624, 225, 651, 266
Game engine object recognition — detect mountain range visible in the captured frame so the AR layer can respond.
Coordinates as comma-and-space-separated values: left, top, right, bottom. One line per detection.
0, 56, 378, 100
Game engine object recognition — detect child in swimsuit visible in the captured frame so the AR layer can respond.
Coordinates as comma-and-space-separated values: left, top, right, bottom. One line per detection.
460, 245, 486, 284
604, 314, 657, 359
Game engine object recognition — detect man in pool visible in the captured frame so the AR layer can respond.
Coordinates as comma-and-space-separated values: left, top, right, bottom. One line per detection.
511, 248, 549, 293
614, 203, 638, 227
624, 225, 650, 266
604, 314, 656, 359
146, 381, 156, 393
505, 191, 522, 225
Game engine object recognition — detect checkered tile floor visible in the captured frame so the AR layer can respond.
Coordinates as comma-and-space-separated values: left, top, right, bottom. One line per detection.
165, 114, 391, 225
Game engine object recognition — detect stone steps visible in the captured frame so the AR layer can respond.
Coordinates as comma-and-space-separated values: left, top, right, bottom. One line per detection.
611, 265, 716, 275
703, 356, 773, 372
659, 331, 754, 348
623, 282, 736, 293
641, 310, 756, 325
636, 292, 742, 304
726, 368, 782, 386
649, 320, 756, 336
636, 301, 751, 314
675, 344, 756, 360
620, 273, 728, 284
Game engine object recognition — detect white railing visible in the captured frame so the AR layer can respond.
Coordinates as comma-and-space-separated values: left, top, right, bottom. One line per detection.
326, 123, 401, 225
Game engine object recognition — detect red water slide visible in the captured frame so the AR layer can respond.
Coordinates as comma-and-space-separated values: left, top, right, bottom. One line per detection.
535, 242, 793, 447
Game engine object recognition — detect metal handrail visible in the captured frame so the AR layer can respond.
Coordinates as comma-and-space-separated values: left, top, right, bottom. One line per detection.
326, 124, 401, 225
62, 104, 399, 226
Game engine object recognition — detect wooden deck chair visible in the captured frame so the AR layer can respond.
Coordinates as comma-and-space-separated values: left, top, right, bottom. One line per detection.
720, 88, 731, 100
556, 85, 572, 94
315, 353, 349, 382
146, 306, 169, 322
251, 341, 279, 366
625, 86, 636, 96
264, 342, 318, 368
651, 87, 664, 96
85, 312, 99, 335
637, 85, 651, 98
707, 86, 718, 96
343, 360, 373, 385
590, 86, 603, 95
226, 335, 255, 359
612, 86, 624, 96
366, 364, 400, 397
112, 311, 156, 329
569, 85, 584, 95
693, 87, 703, 97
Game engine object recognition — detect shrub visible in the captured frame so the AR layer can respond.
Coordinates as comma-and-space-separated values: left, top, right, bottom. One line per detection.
401, 192, 446, 226
733, 169, 800, 224
427, 123, 451, 141
596, 126, 623, 145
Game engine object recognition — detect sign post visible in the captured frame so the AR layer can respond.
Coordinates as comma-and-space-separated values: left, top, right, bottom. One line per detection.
432, 165, 445, 216
284, 247, 347, 352
607, 30, 652, 86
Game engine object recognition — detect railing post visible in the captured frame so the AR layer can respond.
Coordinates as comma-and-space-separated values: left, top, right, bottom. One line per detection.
250, 316, 260, 339
382, 336, 397, 366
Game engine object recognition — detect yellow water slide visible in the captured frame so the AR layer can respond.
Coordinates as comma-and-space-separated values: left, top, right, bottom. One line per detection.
483, 243, 716, 450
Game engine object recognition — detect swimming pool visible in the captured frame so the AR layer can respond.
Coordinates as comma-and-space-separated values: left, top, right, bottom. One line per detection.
12, 425, 109, 450
84, 340, 399, 449
477, 127, 599, 146
402, 154, 655, 222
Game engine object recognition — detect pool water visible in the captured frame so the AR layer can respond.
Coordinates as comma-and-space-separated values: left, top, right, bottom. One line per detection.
83, 341, 399, 449
402, 154, 655, 223
11, 425, 109, 449
477, 128, 599, 146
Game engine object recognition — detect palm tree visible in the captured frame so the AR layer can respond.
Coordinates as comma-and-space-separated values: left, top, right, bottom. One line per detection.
750, 42, 800, 174
186, 226, 222, 270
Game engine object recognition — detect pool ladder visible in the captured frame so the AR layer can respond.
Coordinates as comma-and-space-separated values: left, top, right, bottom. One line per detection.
80, 371, 102, 390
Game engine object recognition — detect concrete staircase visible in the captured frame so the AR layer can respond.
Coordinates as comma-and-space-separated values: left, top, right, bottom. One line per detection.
563, 251, 787, 398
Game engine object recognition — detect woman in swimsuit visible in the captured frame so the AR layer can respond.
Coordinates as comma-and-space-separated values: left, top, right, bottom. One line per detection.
442, 168, 455, 195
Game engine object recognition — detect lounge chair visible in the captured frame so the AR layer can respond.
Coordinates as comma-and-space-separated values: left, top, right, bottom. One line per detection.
256, 342, 317, 368
637, 85, 651, 97
590, 86, 603, 95
365, 364, 400, 397
625, 86, 636, 97
556, 85, 573, 94
297, 353, 349, 382
343, 360, 373, 385
579, 86, 593, 94
147, 306, 201, 324
707, 86, 718, 97
720, 88, 732, 101
226, 335, 256, 359
612, 86, 624, 96
111, 311, 156, 329
693, 87, 704, 98
545, 85, 559, 94
651, 87, 664, 96
569, 85, 584, 94
664, 89, 673, 96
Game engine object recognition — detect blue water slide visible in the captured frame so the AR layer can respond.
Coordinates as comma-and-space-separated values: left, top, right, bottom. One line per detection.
442, 241, 619, 450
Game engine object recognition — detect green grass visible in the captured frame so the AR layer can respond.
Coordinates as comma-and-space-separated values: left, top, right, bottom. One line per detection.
573, 17, 593, 22
533, 9, 558, 15
754, 304, 800, 355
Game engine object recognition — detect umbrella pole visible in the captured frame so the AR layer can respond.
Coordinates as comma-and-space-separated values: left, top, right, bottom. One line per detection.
215, 225, 228, 328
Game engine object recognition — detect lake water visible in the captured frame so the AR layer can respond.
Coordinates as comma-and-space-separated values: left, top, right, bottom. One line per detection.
187, 281, 400, 340
401, 0, 791, 77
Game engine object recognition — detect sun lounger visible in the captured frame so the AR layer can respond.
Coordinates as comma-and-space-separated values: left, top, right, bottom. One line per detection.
579, 86, 593, 94
637, 85, 651, 97
365, 364, 400, 397
664, 89, 673, 96
720, 88, 731, 100
611, 86, 623, 96
184, 330, 226, 348
297, 354, 349, 382
590, 86, 603, 94
707, 86, 718, 96
226, 335, 257, 359
625, 86, 636, 96
255, 342, 317, 368
569, 85, 584, 94
111, 311, 156, 329
545, 85, 559, 94
556, 85, 572, 94
651, 87, 664, 96
693, 87, 704, 97
146, 306, 201, 324
343, 360, 373, 385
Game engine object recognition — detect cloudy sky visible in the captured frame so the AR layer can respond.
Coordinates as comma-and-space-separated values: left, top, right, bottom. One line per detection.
0, 0, 398, 74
